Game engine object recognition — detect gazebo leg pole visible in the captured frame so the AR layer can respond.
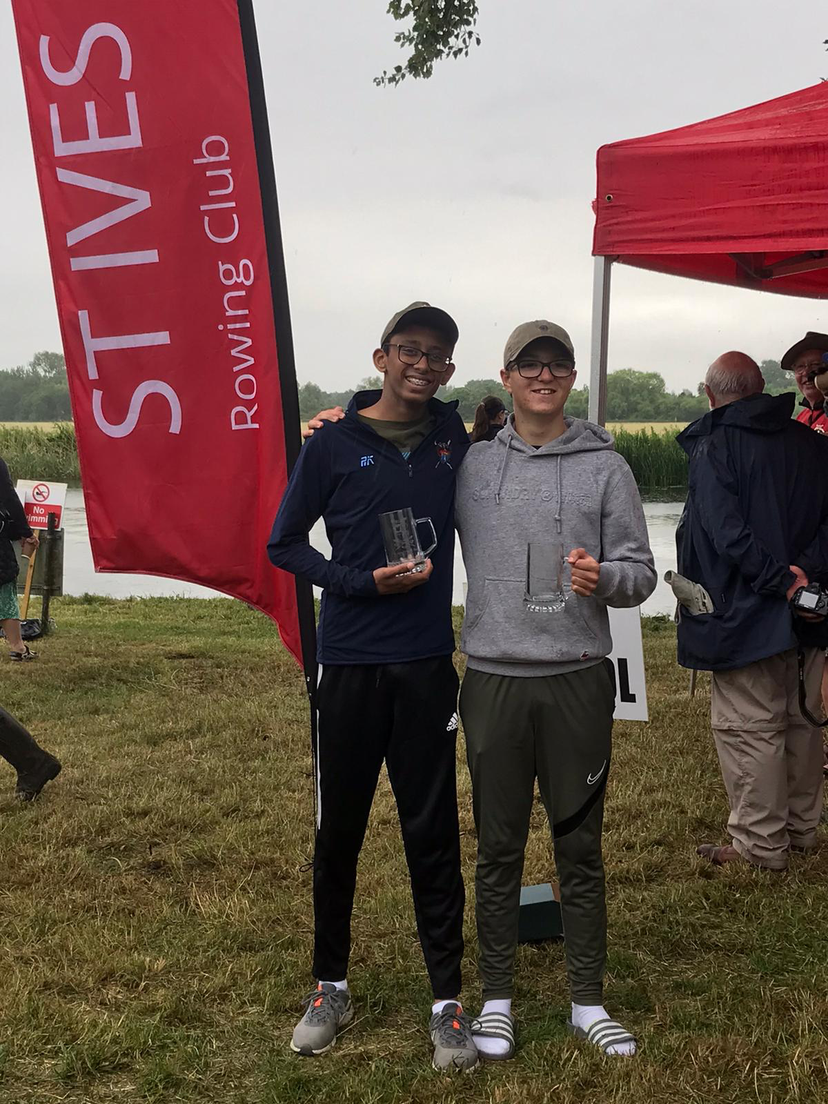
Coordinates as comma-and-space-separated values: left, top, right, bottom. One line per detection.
589, 255, 613, 427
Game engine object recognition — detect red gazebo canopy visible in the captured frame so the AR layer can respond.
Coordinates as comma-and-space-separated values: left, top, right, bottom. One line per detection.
593, 83, 828, 298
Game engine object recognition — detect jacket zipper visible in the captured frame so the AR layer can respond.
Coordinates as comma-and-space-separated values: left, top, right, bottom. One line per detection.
347, 403, 459, 479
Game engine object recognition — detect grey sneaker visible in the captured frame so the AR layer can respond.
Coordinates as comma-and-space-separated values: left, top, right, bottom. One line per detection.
429, 1003, 479, 1072
291, 983, 354, 1056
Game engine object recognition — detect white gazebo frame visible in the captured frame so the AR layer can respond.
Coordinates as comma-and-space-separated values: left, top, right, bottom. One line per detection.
588, 256, 615, 426
588, 249, 828, 425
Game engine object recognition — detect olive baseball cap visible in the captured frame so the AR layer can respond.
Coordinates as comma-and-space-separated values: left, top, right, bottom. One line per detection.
781, 331, 828, 373
503, 320, 575, 368
380, 302, 459, 348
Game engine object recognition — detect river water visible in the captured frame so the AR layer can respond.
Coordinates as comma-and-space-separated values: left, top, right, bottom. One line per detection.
58, 489, 683, 616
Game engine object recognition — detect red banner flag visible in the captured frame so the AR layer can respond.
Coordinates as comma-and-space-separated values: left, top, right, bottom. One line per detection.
12, 0, 312, 668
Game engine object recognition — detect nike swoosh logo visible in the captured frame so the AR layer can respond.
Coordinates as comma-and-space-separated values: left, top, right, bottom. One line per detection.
587, 760, 607, 786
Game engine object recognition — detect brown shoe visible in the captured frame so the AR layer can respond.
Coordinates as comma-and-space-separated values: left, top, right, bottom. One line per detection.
697, 843, 786, 871
696, 843, 743, 866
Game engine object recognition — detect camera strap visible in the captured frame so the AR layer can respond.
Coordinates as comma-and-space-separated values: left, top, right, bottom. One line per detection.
797, 647, 828, 728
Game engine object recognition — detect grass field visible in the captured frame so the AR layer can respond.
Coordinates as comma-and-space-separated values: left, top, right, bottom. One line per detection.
0, 422, 66, 431
4, 422, 689, 435
459, 422, 689, 433
607, 422, 688, 433
1, 599, 826, 1103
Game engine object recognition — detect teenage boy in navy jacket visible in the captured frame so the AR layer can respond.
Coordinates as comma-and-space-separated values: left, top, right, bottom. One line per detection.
268, 303, 477, 1071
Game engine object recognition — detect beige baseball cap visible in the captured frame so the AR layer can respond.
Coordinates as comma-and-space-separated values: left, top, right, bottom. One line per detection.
503, 321, 575, 368
380, 302, 459, 349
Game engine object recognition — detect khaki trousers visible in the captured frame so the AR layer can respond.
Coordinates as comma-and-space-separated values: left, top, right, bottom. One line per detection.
710, 647, 824, 870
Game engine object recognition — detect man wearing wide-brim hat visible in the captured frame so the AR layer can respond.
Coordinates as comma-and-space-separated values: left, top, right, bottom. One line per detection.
783, 331, 828, 434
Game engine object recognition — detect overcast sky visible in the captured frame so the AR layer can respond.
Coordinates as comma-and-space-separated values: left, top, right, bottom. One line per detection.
3, 1, 828, 394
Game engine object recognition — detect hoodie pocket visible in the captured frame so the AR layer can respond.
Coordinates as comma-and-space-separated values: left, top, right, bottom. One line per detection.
462, 577, 491, 635
461, 576, 605, 664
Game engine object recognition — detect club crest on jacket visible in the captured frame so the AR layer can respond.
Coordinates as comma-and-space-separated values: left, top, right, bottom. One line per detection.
435, 441, 453, 469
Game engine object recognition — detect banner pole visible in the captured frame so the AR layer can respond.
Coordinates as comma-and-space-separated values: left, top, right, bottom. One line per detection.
237, 0, 320, 814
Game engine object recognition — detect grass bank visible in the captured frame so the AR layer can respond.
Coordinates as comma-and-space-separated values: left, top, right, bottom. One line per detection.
3, 423, 689, 495
1, 598, 826, 1103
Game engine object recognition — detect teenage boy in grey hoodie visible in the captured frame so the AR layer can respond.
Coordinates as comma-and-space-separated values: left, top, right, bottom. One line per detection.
455, 321, 656, 1060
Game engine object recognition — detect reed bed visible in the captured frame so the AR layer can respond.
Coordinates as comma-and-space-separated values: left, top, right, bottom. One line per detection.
614, 427, 687, 494
0, 422, 80, 484
0, 423, 689, 494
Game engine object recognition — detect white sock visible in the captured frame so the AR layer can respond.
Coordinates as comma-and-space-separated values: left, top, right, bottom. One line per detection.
319, 979, 348, 992
473, 998, 513, 1057
571, 1003, 636, 1057
431, 998, 461, 1015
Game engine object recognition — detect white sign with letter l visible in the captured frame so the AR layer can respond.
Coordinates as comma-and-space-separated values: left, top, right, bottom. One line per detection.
607, 606, 649, 722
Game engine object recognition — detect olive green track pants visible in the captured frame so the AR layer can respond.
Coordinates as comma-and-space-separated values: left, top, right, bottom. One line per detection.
460, 660, 615, 1003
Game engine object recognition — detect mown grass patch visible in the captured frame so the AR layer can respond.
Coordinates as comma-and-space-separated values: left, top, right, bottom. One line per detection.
0, 599, 826, 1102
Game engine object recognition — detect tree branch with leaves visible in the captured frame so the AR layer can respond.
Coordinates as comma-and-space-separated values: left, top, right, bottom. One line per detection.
376, 1, 480, 87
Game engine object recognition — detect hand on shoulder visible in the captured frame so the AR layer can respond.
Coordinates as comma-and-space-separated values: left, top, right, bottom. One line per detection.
303, 407, 345, 440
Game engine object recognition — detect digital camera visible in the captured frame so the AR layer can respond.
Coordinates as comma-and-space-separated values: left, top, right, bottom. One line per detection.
805, 351, 828, 384
791, 583, 828, 618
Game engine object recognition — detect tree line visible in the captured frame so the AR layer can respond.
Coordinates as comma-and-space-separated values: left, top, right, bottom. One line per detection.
300, 359, 794, 423
0, 352, 796, 424
0, 352, 73, 421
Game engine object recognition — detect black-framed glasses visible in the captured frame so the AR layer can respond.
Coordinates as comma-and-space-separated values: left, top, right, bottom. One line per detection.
385, 343, 453, 372
511, 359, 575, 379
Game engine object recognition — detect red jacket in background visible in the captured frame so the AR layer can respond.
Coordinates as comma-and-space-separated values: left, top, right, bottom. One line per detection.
797, 402, 828, 434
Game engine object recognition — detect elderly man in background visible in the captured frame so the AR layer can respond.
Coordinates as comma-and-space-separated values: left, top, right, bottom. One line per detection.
675, 352, 828, 870
784, 331, 828, 433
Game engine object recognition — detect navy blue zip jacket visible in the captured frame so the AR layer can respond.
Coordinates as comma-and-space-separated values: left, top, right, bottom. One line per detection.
675, 392, 828, 671
268, 391, 469, 665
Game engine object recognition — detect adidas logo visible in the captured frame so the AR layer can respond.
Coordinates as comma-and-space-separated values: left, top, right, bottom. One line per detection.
446, 712, 459, 732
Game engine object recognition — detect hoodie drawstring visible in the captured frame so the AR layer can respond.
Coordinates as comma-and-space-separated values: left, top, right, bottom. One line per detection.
494, 437, 564, 527
555, 454, 562, 534
494, 434, 513, 505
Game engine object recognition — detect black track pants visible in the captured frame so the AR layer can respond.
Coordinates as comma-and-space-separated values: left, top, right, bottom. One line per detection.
0, 706, 49, 774
312, 656, 464, 1000
460, 661, 615, 1003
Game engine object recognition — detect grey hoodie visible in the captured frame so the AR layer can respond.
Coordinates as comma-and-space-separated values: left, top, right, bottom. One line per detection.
456, 416, 656, 677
